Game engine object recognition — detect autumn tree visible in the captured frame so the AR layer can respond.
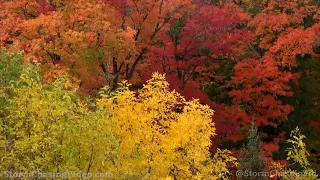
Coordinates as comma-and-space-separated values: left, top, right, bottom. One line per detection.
218, 0, 320, 158
96, 72, 238, 179
0, 0, 137, 93
144, 1, 252, 95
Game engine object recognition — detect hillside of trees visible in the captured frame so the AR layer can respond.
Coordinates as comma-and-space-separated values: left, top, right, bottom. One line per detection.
0, 0, 319, 179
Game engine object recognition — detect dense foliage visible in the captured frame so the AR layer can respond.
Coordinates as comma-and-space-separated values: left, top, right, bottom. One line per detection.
0, 0, 319, 178
1, 51, 238, 179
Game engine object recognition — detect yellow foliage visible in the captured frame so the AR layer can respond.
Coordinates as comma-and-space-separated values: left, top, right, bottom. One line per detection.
96, 72, 237, 179
1, 62, 237, 179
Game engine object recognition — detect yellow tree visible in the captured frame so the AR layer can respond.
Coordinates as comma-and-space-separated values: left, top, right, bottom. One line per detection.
96, 72, 237, 179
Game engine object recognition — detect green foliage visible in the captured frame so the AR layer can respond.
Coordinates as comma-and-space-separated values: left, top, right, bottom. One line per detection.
0, 49, 24, 85
0, 49, 24, 118
203, 60, 235, 105
237, 121, 268, 180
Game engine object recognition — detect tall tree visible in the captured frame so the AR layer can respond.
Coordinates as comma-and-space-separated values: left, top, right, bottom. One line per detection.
223, 0, 320, 157
237, 121, 268, 180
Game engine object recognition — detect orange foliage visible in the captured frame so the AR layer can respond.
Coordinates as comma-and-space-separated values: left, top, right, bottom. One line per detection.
0, 0, 194, 93
248, 0, 320, 67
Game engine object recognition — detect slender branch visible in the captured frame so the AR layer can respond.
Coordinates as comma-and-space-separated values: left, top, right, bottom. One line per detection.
151, 5, 184, 40
132, 0, 140, 15
126, 47, 147, 80
185, 65, 197, 83
159, 0, 164, 15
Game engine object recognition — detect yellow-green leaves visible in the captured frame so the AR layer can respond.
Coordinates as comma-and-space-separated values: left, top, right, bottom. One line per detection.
271, 127, 318, 180
286, 127, 310, 168
2, 69, 80, 173
283, 127, 318, 180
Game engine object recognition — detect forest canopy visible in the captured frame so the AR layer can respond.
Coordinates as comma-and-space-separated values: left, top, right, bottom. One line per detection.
0, 0, 319, 179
